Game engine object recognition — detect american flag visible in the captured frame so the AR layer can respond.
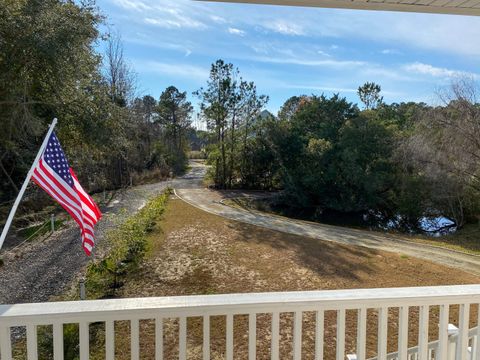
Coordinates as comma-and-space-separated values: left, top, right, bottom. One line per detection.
31, 132, 102, 255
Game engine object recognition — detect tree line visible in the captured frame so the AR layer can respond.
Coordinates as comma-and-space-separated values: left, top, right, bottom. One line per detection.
0, 0, 193, 212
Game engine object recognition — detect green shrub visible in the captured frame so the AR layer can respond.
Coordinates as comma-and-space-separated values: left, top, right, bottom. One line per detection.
86, 190, 170, 298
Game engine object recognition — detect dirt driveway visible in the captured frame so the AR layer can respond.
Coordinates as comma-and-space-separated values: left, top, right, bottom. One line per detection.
176, 162, 480, 276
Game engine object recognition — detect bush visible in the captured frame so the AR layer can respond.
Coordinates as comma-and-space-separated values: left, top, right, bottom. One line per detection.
85, 190, 170, 298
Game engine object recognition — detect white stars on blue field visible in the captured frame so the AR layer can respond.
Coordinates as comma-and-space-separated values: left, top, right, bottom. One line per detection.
43, 132, 74, 187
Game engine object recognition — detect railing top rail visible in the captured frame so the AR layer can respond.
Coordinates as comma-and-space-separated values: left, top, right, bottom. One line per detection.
1, 285, 480, 322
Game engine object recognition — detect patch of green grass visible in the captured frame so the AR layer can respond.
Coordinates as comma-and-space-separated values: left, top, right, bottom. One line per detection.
18, 218, 64, 240
400, 254, 409, 259
410, 224, 480, 256
85, 189, 171, 299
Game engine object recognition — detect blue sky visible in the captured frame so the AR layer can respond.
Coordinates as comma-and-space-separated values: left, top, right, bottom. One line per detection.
97, 0, 480, 118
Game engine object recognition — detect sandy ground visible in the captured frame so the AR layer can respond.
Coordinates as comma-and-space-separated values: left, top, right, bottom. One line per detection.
111, 197, 480, 360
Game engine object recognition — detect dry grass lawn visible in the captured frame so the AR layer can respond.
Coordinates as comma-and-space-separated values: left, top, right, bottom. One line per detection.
107, 197, 480, 360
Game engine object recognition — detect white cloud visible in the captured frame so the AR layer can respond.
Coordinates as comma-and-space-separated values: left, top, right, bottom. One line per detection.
228, 27, 246, 36
262, 20, 305, 36
317, 50, 332, 57
112, 0, 207, 30
144, 15, 206, 30
285, 84, 358, 93
253, 56, 366, 68
111, 0, 151, 11
381, 49, 402, 55
404, 62, 478, 79
210, 15, 227, 24
136, 61, 209, 80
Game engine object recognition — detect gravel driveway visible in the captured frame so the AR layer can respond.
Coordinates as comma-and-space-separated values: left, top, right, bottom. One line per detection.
0, 176, 179, 304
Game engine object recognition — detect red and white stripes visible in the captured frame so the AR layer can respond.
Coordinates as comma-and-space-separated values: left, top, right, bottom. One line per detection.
31, 159, 101, 255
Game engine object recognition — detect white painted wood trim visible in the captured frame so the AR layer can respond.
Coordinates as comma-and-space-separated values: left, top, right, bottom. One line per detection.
3, 285, 480, 325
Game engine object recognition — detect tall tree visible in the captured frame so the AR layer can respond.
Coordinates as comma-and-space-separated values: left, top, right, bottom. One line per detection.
195, 60, 267, 188
104, 32, 136, 107
404, 78, 480, 228
194, 60, 237, 187
358, 82, 383, 110
0, 0, 103, 201
157, 86, 192, 172
239, 82, 269, 186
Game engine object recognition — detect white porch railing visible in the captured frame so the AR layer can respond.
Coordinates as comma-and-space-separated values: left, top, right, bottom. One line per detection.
1, 285, 480, 359
360, 325, 478, 360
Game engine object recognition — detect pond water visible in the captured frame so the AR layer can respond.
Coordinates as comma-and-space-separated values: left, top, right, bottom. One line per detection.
377, 213, 456, 236
419, 216, 456, 236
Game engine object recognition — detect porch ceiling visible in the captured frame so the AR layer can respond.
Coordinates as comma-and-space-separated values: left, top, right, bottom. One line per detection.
202, 0, 480, 16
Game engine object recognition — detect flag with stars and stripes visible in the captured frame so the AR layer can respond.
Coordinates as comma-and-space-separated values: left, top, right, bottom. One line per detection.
31, 132, 102, 255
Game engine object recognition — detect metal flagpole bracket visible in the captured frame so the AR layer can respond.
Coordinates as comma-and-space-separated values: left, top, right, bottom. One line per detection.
0, 118, 58, 250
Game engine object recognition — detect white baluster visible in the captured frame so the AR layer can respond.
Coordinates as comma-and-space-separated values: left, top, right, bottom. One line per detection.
155, 318, 163, 360
249, 313, 256, 360
130, 319, 139, 360
271, 312, 279, 360
0, 325, 12, 360
399, 306, 409, 360
437, 305, 449, 360
457, 304, 470, 360
357, 308, 367, 360
448, 324, 458, 360
337, 309, 346, 360
106, 320, 115, 360
226, 314, 233, 360
418, 306, 429, 360
378, 307, 388, 359
26, 324, 38, 360
53, 323, 64, 360
203, 316, 210, 360
179, 317, 187, 360
316, 310, 324, 360
293, 311, 302, 360
79, 322, 89, 360
471, 335, 477, 360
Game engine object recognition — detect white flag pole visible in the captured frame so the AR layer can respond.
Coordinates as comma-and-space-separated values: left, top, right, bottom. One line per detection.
0, 118, 58, 251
